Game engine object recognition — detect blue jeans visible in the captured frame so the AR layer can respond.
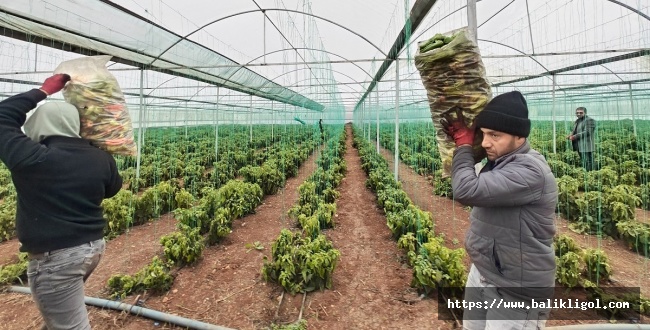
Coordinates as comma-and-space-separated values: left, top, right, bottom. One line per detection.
27, 239, 105, 330
463, 264, 550, 330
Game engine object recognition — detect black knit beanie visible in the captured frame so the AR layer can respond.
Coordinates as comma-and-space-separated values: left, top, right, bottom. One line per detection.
474, 91, 531, 138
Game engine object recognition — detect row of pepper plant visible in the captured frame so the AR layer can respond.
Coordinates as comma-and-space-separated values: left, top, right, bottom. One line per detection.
353, 126, 467, 301
262, 128, 346, 296
364, 120, 650, 320
106, 125, 320, 298
373, 120, 650, 257
0, 124, 318, 289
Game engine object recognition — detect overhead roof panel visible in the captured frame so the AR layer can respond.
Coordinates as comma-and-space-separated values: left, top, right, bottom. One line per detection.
0, 0, 324, 111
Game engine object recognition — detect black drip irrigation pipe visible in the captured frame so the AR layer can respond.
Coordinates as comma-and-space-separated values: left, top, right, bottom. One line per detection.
10, 286, 235, 330
545, 325, 650, 330
12, 286, 650, 329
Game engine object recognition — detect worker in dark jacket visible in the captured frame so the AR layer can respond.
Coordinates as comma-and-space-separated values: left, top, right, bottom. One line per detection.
442, 91, 558, 329
567, 106, 596, 171
0, 73, 122, 330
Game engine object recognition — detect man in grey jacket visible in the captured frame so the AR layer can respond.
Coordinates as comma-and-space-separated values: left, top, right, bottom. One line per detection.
567, 107, 596, 171
441, 91, 558, 329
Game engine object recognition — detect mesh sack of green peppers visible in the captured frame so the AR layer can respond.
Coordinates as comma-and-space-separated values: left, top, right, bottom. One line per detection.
415, 27, 492, 178
54, 55, 137, 156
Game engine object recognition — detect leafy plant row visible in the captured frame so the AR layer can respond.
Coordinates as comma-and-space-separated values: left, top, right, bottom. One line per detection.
359, 122, 650, 321
106, 134, 318, 298
370, 123, 454, 198
557, 175, 650, 257
262, 129, 347, 295
0, 165, 16, 242
0, 124, 321, 244
0, 125, 319, 296
353, 126, 467, 299
367, 121, 650, 256
371, 120, 650, 200
553, 234, 650, 319
107, 180, 264, 298
117, 124, 318, 193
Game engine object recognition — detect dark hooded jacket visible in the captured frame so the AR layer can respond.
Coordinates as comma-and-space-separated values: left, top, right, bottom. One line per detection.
0, 89, 122, 253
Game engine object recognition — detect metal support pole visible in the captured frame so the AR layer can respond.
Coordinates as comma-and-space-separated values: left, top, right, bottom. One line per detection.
271, 101, 274, 141
364, 103, 368, 139
366, 93, 370, 141
629, 83, 637, 136
34, 44, 38, 72
135, 69, 145, 190
367, 103, 371, 141
249, 95, 253, 143
376, 85, 380, 152
194, 106, 199, 134
184, 102, 189, 138
525, 0, 535, 53
467, 0, 478, 44
366, 104, 372, 142
215, 87, 220, 161
363, 100, 367, 140
394, 60, 400, 181
552, 74, 557, 154
563, 91, 569, 135
361, 103, 365, 138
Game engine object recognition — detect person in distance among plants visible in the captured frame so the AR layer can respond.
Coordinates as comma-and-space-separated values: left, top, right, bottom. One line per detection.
0, 74, 122, 329
441, 91, 558, 329
567, 106, 596, 171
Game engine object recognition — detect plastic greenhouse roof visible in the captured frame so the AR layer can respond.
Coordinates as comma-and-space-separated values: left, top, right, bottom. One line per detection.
0, 0, 648, 116
0, 0, 324, 111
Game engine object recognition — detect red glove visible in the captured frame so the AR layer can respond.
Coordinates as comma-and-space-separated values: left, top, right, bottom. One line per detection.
40, 73, 71, 96
440, 107, 475, 147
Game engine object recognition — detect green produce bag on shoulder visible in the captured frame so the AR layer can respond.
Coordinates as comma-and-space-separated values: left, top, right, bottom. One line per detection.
54, 55, 137, 156
415, 27, 491, 177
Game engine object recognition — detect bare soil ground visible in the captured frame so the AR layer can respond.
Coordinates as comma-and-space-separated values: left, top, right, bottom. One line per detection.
0, 127, 449, 330
0, 127, 647, 329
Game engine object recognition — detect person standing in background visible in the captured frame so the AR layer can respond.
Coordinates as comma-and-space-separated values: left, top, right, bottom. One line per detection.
567, 106, 596, 171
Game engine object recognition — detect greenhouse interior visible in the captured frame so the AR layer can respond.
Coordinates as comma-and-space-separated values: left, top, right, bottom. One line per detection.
0, 0, 649, 329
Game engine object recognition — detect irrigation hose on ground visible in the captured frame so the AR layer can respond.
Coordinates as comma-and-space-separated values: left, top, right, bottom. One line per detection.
10, 286, 650, 329
546, 325, 650, 330
9, 286, 235, 330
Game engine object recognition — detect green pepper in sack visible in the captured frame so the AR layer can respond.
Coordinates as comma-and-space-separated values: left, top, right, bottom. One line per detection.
415, 27, 491, 177
54, 55, 137, 156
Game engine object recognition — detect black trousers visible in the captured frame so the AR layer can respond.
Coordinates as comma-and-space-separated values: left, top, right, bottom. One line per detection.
579, 152, 594, 171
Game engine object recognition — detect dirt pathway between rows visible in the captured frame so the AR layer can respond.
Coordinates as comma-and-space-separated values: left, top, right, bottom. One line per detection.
2, 129, 646, 329
0, 131, 453, 330
378, 147, 471, 265
0, 209, 181, 329
101, 147, 322, 330
295, 125, 449, 329
0, 147, 321, 330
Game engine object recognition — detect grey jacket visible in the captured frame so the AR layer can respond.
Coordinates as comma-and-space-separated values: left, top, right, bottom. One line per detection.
572, 116, 596, 152
452, 142, 557, 301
